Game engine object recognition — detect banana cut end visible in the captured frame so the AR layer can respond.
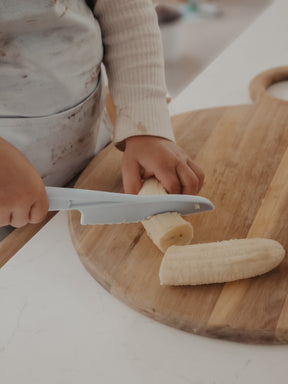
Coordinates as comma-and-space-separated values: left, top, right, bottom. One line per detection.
139, 178, 194, 253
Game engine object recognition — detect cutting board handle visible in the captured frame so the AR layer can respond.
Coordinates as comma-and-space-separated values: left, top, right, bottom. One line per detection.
249, 66, 288, 104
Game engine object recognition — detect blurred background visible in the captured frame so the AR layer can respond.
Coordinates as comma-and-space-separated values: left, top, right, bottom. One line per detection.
154, 0, 272, 97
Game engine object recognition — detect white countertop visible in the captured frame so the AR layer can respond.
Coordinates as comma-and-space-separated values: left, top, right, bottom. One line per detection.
1, 1, 288, 383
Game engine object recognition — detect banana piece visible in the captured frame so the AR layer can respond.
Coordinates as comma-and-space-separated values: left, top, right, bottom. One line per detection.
159, 238, 285, 285
138, 178, 194, 253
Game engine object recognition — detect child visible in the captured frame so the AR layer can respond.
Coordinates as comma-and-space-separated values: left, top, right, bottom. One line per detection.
0, 0, 204, 233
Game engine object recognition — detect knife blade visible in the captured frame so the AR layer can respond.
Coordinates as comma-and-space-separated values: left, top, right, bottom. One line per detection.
46, 186, 214, 225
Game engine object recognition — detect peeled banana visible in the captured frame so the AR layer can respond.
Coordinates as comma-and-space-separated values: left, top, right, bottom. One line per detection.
159, 238, 285, 285
138, 178, 194, 252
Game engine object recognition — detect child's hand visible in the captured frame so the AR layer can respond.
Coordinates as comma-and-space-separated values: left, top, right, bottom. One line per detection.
0, 138, 49, 228
121, 135, 204, 195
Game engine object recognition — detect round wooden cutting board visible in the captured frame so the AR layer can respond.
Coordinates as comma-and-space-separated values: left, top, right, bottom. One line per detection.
69, 67, 288, 344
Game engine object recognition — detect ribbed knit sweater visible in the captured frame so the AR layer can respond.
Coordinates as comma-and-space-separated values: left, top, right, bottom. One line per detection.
93, 0, 174, 144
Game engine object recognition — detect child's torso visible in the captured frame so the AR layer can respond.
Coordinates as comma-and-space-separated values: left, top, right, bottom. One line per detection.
0, 1, 112, 187
0, 0, 103, 116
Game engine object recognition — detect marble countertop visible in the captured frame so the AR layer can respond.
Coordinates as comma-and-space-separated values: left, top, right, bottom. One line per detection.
1, 1, 288, 383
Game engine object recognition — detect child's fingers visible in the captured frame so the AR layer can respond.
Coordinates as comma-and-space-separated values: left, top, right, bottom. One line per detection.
29, 194, 49, 224
122, 159, 142, 194
175, 162, 201, 195
0, 195, 48, 228
8, 193, 48, 227
9, 206, 31, 228
0, 198, 31, 227
154, 167, 182, 195
155, 160, 204, 195
187, 160, 205, 191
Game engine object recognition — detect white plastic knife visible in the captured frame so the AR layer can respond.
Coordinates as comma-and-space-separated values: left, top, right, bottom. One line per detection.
46, 186, 214, 225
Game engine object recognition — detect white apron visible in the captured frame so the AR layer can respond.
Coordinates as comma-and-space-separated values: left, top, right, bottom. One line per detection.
0, 71, 112, 187
0, 0, 113, 186
0, 0, 113, 238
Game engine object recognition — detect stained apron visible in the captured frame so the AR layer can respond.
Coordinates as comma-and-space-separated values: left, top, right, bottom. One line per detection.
0, 68, 113, 239
0, 69, 113, 186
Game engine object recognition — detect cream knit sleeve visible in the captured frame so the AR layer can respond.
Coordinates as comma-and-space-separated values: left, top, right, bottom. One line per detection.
93, 0, 175, 147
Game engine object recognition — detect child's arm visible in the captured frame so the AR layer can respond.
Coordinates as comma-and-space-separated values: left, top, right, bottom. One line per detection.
94, 0, 204, 194
0, 138, 48, 228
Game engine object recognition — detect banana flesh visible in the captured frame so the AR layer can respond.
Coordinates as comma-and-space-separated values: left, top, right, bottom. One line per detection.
159, 238, 285, 285
138, 178, 194, 252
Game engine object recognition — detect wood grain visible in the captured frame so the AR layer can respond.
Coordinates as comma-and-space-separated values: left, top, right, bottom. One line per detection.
69, 67, 288, 344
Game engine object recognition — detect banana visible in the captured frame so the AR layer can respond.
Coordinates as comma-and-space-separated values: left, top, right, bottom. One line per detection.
138, 178, 194, 253
159, 238, 285, 285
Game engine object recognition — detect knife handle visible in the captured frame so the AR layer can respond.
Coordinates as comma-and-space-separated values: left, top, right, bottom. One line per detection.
46, 186, 146, 211
45, 187, 118, 211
